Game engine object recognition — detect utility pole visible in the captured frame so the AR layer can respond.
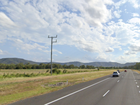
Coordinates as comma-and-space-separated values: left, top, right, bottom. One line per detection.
48, 35, 57, 75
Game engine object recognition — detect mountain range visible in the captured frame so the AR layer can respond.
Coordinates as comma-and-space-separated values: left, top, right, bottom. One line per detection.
0, 58, 137, 67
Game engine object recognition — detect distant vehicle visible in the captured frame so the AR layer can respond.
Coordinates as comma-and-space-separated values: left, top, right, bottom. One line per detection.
112, 72, 119, 77
124, 70, 127, 72
117, 70, 120, 73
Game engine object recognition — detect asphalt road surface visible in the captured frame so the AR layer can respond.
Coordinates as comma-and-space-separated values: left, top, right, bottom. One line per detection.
10, 70, 140, 105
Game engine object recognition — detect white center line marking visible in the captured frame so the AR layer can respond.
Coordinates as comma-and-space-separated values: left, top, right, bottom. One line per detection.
117, 80, 120, 82
44, 78, 110, 105
103, 90, 110, 97
137, 85, 139, 88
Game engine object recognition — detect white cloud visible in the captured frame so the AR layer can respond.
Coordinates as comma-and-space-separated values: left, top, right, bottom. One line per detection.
129, 44, 140, 52
0, 49, 4, 55
96, 53, 107, 60
53, 49, 62, 54
132, 13, 139, 17
124, 50, 136, 55
12, 39, 48, 52
0, 49, 10, 55
120, 56, 125, 59
105, 47, 114, 52
82, 0, 113, 27
128, 18, 140, 24
1, 0, 140, 63
0, 12, 16, 28
114, 10, 121, 18
130, 0, 140, 8
105, 20, 140, 47
117, 54, 138, 63
115, 0, 140, 9
0, 0, 115, 55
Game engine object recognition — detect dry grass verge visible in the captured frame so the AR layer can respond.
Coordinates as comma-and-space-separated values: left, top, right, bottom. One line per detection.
0, 69, 120, 105
133, 70, 140, 74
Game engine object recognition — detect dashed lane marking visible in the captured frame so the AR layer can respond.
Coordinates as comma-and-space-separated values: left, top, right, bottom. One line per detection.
103, 90, 110, 97
44, 78, 110, 105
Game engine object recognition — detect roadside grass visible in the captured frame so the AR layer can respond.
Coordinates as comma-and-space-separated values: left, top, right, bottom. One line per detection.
0, 69, 49, 75
133, 70, 140, 74
0, 69, 121, 105
0, 69, 117, 75
0, 69, 115, 79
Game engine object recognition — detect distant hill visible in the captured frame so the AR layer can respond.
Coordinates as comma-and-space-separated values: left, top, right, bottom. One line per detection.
0, 58, 37, 64
0, 58, 137, 67
56, 62, 136, 67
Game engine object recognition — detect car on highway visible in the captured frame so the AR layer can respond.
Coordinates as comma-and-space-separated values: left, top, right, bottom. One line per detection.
117, 70, 120, 73
124, 70, 127, 72
112, 71, 120, 77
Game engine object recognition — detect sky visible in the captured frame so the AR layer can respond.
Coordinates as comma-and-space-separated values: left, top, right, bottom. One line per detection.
0, 0, 140, 63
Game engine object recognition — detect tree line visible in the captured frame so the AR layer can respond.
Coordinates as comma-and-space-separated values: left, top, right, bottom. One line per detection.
0, 63, 95, 69
0, 62, 139, 69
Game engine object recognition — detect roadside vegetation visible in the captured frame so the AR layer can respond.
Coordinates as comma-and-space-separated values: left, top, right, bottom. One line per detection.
0, 69, 121, 105
133, 70, 140, 74
0, 63, 129, 69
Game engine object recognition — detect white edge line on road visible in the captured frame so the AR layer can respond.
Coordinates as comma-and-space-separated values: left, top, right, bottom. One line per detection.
117, 80, 120, 82
103, 90, 110, 97
44, 78, 110, 105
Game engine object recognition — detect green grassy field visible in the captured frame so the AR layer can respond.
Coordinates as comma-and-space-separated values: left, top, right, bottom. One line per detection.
0, 69, 123, 105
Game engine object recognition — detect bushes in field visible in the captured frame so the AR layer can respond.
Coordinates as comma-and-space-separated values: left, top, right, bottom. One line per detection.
0, 68, 99, 79
50, 68, 61, 74
63, 69, 67, 73
2, 72, 50, 78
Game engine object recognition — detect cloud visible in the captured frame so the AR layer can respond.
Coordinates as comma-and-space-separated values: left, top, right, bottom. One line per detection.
132, 13, 139, 17
82, 0, 113, 27
114, 10, 121, 18
105, 47, 114, 52
105, 19, 140, 47
0, 12, 16, 28
53, 49, 62, 54
129, 44, 140, 52
96, 53, 107, 60
130, 0, 140, 8
1, 0, 140, 63
0, 49, 4, 55
0, 0, 115, 54
128, 18, 140, 24
124, 50, 136, 55
115, 0, 140, 9
0, 49, 10, 55
120, 56, 125, 59
12, 39, 48, 52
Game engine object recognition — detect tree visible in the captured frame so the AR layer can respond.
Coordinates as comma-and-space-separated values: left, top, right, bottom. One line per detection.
24, 63, 32, 69
39, 63, 46, 69
16, 63, 24, 69
80, 65, 85, 69
68, 64, 75, 69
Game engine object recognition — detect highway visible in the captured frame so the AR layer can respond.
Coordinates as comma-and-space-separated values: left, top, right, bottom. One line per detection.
10, 70, 140, 105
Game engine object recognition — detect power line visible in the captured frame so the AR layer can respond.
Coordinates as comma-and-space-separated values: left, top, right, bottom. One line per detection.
48, 35, 57, 75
